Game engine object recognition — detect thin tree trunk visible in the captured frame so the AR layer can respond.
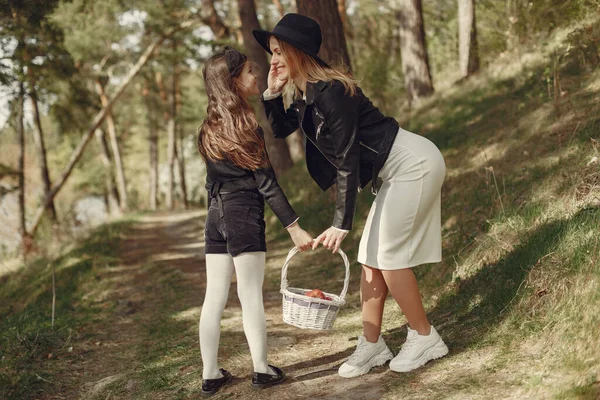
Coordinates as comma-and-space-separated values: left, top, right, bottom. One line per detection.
296, 0, 352, 68
166, 42, 178, 210
201, 0, 231, 40
17, 79, 27, 252
273, 0, 285, 16
174, 67, 188, 209
95, 79, 128, 211
397, 0, 434, 107
237, 0, 294, 176
28, 29, 177, 236
142, 82, 159, 210
337, 0, 354, 39
30, 87, 57, 222
94, 129, 121, 216
458, 0, 480, 78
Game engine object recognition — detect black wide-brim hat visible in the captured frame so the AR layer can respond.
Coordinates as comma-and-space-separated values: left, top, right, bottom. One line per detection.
252, 13, 330, 68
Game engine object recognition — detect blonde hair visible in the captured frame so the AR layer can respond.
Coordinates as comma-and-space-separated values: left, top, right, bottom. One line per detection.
197, 50, 269, 171
277, 39, 357, 97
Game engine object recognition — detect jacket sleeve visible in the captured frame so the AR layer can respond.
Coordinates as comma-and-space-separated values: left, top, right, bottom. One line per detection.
253, 166, 298, 228
261, 92, 300, 139
315, 83, 360, 231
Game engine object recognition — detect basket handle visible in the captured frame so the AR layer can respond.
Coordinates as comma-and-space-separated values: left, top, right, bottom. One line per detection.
280, 247, 351, 301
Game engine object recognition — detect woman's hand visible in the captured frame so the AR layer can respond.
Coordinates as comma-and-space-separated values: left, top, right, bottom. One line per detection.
286, 222, 313, 252
312, 227, 348, 254
268, 63, 288, 95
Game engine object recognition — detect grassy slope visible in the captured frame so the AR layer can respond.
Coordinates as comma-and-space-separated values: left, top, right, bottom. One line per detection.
0, 19, 598, 400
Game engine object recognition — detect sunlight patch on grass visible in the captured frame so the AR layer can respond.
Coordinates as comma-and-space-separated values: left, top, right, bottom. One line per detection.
171, 306, 201, 322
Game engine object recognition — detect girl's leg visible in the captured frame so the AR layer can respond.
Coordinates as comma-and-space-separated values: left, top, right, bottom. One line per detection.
361, 265, 389, 343
199, 253, 234, 379
381, 268, 431, 335
232, 251, 273, 375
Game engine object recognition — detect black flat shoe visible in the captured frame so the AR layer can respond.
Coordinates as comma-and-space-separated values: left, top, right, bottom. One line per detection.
202, 369, 232, 396
251, 364, 286, 389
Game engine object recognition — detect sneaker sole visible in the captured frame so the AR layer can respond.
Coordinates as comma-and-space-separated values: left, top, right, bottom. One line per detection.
338, 348, 394, 378
389, 340, 449, 373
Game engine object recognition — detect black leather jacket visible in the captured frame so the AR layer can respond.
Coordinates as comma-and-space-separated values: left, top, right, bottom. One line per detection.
262, 80, 399, 230
204, 150, 298, 228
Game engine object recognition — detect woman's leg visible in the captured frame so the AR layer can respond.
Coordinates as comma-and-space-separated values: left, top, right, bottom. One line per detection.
381, 268, 431, 335
338, 264, 393, 378
361, 264, 389, 342
199, 253, 235, 379
232, 251, 274, 375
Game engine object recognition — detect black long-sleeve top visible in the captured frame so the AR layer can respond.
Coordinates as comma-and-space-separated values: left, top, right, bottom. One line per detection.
204, 153, 298, 228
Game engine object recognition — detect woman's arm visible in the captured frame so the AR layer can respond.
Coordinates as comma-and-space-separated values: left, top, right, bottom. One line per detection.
261, 63, 300, 138
261, 92, 300, 139
254, 166, 313, 251
315, 82, 361, 232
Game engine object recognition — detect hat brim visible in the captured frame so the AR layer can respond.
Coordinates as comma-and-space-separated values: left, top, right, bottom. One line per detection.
252, 29, 330, 68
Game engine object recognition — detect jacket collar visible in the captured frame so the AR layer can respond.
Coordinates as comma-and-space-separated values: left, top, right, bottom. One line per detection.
304, 80, 329, 105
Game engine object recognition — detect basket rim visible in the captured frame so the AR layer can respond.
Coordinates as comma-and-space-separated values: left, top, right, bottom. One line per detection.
280, 247, 350, 302
280, 287, 346, 306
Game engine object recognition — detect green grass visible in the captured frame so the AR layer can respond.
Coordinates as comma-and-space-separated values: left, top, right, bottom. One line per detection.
0, 221, 131, 400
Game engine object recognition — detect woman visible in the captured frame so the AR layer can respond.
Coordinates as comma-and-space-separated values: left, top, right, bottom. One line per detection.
253, 14, 449, 378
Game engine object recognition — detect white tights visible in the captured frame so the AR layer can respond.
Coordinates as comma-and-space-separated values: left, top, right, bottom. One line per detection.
199, 252, 274, 379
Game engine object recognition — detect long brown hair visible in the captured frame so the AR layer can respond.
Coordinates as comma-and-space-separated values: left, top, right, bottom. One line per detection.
197, 48, 269, 170
277, 39, 358, 97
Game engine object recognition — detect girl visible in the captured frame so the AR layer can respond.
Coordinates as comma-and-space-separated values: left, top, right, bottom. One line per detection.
253, 14, 449, 378
197, 46, 313, 395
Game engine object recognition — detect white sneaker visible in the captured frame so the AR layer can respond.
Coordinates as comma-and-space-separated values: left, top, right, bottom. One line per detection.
338, 335, 394, 378
389, 326, 448, 372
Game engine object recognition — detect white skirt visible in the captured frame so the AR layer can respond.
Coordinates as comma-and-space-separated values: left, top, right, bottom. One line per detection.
357, 128, 446, 270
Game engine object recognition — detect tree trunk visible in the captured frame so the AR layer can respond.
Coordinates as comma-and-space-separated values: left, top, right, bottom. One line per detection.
174, 60, 188, 209
296, 0, 352, 68
397, 0, 434, 107
337, 0, 353, 39
272, 0, 285, 17
166, 89, 176, 210
95, 79, 128, 211
30, 87, 58, 222
201, 0, 231, 40
17, 79, 27, 251
176, 129, 188, 209
142, 82, 159, 210
28, 30, 175, 236
458, 0, 480, 78
94, 129, 121, 216
165, 42, 180, 209
237, 0, 294, 176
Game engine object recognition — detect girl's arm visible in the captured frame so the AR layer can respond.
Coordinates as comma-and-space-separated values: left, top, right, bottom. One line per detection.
254, 166, 313, 251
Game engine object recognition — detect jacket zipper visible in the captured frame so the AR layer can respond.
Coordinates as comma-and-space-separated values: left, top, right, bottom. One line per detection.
305, 133, 338, 170
359, 141, 378, 154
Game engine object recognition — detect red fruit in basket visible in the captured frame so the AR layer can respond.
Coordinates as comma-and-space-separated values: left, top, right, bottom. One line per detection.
306, 289, 325, 299
324, 296, 332, 301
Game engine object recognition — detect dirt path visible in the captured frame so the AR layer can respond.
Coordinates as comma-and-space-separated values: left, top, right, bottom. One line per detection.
48, 210, 399, 400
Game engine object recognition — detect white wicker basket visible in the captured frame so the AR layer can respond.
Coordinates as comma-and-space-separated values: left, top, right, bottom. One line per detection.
280, 247, 350, 330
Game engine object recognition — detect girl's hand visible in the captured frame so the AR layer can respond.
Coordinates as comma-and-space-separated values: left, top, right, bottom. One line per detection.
312, 227, 348, 254
286, 222, 313, 252
268, 63, 288, 95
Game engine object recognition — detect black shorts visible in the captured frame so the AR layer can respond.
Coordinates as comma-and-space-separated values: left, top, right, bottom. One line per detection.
204, 191, 266, 257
